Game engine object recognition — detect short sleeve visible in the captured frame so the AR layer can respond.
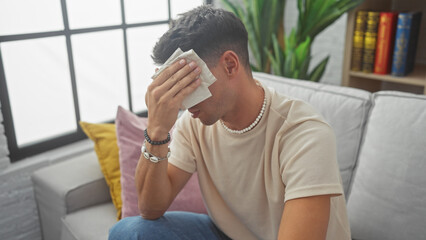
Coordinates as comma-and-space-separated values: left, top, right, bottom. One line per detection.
169, 111, 197, 173
280, 119, 343, 202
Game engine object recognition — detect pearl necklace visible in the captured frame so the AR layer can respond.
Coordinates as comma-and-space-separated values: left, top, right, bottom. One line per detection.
220, 92, 267, 134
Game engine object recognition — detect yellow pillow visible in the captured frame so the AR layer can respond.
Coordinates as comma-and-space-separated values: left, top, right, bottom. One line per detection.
79, 121, 122, 220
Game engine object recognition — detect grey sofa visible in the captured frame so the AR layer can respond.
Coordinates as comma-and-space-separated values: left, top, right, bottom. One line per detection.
32, 72, 426, 240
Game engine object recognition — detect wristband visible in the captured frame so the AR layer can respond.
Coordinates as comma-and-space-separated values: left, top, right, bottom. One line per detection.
144, 129, 170, 145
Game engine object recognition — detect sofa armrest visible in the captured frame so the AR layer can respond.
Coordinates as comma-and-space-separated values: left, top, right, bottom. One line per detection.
32, 151, 111, 240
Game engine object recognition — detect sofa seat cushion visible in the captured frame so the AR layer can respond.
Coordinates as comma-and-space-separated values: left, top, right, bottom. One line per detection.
347, 91, 426, 240
61, 202, 117, 240
254, 72, 372, 197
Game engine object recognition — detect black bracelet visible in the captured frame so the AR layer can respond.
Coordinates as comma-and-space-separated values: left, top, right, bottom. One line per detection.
144, 129, 170, 145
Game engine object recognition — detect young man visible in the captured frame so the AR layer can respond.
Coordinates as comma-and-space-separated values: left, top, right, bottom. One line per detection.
109, 5, 350, 240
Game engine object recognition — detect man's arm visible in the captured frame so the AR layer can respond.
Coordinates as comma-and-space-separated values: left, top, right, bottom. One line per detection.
278, 195, 334, 240
135, 161, 192, 219
136, 59, 201, 219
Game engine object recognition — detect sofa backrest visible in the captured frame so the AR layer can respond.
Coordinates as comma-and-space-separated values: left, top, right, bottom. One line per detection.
347, 91, 426, 240
254, 72, 372, 198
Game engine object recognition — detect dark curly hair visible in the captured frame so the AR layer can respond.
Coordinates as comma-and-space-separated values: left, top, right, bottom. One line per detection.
152, 5, 249, 68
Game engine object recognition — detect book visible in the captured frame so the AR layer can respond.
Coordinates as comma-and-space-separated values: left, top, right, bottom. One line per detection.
361, 11, 380, 73
391, 12, 422, 76
405, 12, 422, 76
350, 11, 368, 71
374, 12, 398, 74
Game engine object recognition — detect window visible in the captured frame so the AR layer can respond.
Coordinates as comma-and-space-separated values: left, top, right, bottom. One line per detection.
0, 0, 209, 161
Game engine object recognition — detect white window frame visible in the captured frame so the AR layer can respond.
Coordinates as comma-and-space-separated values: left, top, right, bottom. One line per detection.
0, 0, 210, 161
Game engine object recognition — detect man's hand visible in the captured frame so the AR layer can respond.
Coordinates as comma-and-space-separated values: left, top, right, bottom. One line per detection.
145, 59, 201, 140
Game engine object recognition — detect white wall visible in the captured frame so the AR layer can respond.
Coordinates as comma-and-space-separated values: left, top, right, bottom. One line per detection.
0, 101, 44, 239
0, 162, 44, 239
0, 102, 10, 170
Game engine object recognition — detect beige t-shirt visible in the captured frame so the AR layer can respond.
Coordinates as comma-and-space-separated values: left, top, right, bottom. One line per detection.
169, 84, 351, 240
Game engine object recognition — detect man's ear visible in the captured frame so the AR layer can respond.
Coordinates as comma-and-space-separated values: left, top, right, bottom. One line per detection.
221, 51, 240, 76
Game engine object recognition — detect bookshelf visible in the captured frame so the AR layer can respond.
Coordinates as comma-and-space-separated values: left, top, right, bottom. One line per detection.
342, 0, 426, 94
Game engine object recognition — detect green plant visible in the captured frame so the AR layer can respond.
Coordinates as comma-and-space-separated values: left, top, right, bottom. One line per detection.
221, 0, 285, 72
222, 0, 363, 82
267, 32, 324, 80
267, 0, 363, 81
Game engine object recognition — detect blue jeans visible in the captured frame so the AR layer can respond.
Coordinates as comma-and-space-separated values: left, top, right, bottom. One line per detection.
108, 211, 231, 240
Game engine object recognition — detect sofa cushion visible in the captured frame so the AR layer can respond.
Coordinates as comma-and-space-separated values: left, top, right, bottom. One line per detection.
115, 106, 207, 218
60, 202, 117, 240
79, 122, 122, 219
115, 106, 147, 218
254, 72, 372, 197
347, 91, 426, 240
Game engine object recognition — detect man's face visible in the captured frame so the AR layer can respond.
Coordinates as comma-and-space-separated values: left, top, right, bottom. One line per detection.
187, 64, 232, 126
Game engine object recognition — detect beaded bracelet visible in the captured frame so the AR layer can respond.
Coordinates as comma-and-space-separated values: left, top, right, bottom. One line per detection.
141, 140, 170, 163
144, 129, 171, 145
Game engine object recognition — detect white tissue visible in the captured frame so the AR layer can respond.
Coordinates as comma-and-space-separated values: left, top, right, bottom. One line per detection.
151, 48, 216, 109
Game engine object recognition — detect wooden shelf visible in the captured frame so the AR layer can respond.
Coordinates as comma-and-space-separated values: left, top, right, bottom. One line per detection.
341, 0, 426, 95
349, 64, 426, 86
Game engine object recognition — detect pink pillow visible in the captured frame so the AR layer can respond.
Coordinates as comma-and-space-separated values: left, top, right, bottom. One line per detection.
115, 106, 206, 218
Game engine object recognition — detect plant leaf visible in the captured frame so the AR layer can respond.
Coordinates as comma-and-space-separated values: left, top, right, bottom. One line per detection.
265, 46, 280, 75
308, 56, 329, 82
295, 37, 311, 67
221, 0, 240, 15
